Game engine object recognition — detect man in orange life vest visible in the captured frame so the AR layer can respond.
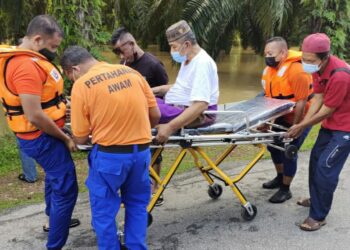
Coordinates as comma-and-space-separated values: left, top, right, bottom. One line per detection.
261, 37, 314, 203
0, 15, 78, 249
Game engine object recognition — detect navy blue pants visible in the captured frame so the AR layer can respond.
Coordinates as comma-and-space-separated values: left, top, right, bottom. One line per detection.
267, 119, 311, 177
309, 127, 350, 221
17, 133, 78, 250
87, 145, 151, 250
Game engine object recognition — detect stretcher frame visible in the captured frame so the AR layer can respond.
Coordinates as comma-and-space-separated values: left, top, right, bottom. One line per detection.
147, 107, 296, 225
66, 98, 296, 225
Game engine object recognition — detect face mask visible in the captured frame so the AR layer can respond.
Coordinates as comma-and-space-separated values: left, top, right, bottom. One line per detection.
302, 62, 320, 74
171, 51, 187, 63
171, 43, 187, 63
132, 45, 138, 62
71, 69, 80, 82
265, 56, 279, 68
39, 48, 57, 62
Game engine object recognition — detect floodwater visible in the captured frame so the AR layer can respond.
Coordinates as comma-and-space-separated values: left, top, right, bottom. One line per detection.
0, 46, 265, 135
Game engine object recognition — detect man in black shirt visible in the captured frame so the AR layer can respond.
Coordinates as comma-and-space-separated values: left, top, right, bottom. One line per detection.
111, 27, 169, 206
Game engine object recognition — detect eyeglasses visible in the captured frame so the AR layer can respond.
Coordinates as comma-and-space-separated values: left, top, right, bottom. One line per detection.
112, 41, 132, 55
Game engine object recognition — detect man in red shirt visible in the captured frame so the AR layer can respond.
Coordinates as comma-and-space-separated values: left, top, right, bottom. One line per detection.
288, 33, 350, 231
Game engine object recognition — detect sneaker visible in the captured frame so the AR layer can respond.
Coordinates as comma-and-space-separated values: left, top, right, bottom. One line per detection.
18, 174, 36, 183
269, 189, 292, 203
262, 176, 282, 189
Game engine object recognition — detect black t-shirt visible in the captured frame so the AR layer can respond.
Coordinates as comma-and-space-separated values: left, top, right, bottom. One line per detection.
128, 52, 168, 88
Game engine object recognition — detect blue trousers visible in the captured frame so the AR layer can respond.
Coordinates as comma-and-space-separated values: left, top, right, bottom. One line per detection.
17, 138, 37, 182
309, 127, 350, 221
267, 119, 311, 177
17, 133, 78, 250
87, 145, 151, 250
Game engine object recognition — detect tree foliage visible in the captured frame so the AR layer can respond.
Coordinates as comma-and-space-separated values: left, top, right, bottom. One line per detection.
131, 0, 350, 59
0, 0, 47, 43
48, 0, 111, 55
1, 0, 350, 59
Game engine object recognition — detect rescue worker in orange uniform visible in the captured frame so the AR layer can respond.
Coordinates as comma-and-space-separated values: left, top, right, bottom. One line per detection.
261, 37, 314, 203
0, 15, 78, 250
61, 45, 160, 250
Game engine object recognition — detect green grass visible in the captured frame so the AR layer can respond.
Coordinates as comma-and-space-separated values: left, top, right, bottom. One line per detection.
0, 133, 89, 176
0, 192, 43, 212
0, 134, 21, 175
300, 124, 320, 151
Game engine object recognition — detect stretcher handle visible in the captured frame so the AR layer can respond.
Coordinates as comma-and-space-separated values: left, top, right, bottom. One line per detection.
203, 110, 250, 131
265, 121, 289, 131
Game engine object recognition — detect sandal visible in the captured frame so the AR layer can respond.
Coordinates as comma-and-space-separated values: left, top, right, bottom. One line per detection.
297, 198, 311, 207
18, 174, 36, 183
299, 217, 326, 231
152, 194, 164, 207
43, 218, 81, 232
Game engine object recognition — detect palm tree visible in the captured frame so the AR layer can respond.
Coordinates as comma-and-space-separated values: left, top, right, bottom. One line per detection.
134, 0, 295, 59
300, 0, 350, 58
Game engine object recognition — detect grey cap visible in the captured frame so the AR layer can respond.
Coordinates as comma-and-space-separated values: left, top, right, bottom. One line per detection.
166, 20, 192, 42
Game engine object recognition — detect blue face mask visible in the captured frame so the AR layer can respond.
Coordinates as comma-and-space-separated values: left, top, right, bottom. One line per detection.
302, 61, 320, 74
171, 44, 187, 63
171, 51, 187, 63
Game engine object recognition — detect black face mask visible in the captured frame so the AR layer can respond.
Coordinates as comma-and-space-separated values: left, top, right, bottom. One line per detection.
39, 48, 57, 62
132, 44, 138, 63
265, 56, 279, 68
133, 52, 138, 62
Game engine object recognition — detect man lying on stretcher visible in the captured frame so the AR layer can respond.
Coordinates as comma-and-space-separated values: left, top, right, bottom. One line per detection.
153, 20, 219, 144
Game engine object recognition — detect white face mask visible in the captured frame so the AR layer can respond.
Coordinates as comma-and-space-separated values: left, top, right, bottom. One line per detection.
302, 61, 320, 74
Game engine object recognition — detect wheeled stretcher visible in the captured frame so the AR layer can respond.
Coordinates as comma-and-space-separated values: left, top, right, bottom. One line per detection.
147, 97, 296, 225
67, 97, 296, 225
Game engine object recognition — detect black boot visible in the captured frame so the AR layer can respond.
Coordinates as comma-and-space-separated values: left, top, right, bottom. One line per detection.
262, 174, 282, 189
269, 184, 292, 203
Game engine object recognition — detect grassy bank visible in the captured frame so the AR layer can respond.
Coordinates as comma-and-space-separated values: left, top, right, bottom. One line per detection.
0, 134, 89, 211
0, 125, 320, 212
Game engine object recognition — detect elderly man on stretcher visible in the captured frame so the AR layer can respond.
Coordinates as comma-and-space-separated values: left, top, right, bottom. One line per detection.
152, 20, 219, 144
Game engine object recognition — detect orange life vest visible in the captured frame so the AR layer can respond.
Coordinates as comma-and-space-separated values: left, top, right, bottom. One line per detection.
0, 46, 66, 133
261, 50, 314, 102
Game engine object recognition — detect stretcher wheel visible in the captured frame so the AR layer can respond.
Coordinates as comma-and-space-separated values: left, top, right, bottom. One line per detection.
208, 183, 223, 199
241, 205, 257, 221
148, 213, 153, 227
285, 144, 298, 160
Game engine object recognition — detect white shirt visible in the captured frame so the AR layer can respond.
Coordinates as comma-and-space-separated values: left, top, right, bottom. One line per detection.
165, 49, 219, 106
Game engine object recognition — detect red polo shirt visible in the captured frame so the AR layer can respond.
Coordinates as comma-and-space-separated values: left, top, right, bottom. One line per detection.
311, 55, 350, 132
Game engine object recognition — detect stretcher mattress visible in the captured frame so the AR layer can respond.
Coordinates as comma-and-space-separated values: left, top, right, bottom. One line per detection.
71, 97, 294, 150
182, 97, 294, 135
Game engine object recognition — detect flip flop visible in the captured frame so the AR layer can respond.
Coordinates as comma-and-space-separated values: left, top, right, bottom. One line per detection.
296, 198, 311, 207
298, 217, 326, 231
43, 218, 81, 232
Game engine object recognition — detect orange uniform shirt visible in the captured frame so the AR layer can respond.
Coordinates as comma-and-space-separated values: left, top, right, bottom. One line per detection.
71, 62, 157, 146
6, 55, 65, 139
284, 62, 312, 124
